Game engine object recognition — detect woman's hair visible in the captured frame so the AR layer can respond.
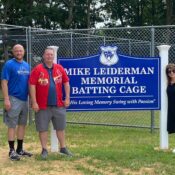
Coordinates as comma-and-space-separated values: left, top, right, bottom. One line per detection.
166, 63, 175, 84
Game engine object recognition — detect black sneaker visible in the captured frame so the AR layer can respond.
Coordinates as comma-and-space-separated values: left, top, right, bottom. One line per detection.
60, 147, 73, 157
16, 150, 33, 157
41, 148, 48, 159
9, 150, 20, 161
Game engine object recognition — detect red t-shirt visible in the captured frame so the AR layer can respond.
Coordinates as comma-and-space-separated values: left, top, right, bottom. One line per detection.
29, 63, 69, 109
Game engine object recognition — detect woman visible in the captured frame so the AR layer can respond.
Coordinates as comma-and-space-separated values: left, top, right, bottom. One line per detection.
166, 64, 175, 135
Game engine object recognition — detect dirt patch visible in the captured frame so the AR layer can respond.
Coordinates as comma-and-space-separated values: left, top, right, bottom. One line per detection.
123, 167, 156, 175
0, 144, 158, 175
0, 145, 83, 175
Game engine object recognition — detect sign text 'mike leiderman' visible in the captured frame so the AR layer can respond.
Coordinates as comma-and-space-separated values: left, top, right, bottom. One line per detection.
65, 67, 154, 95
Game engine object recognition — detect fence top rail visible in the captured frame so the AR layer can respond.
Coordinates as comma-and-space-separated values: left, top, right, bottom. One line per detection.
32, 25, 175, 32
32, 31, 105, 38
1, 23, 175, 32
0, 24, 43, 30
53, 25, 175, 32
0, 23, 28, 29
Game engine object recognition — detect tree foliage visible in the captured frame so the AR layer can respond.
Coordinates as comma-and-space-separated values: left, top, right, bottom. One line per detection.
0, 0, 174, 29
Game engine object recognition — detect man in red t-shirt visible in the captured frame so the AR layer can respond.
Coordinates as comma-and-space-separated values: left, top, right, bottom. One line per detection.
29, 48, 72, 158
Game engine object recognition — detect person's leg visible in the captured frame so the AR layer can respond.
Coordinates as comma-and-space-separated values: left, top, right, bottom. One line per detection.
52, 107, 72, 156
36, 110, 50, 150
15, 124, 32, 156
56, 129, 73, 156
52, 107, 66, 148
8, 128, 16, 151
17, 125, 25, 139
35, 108, 51, 158
7, 120, 20, 161
15, 101, 32, 157
4, 99, 19, 152
6, 124, 20, 161
16, 125, 25, 152
39, 131, 48, 159
4, 100, 20, 160
39, 131, 48, 150
5, 96, 24, 160
56, 130, 65, 148
7, 97, 24, 151
16, 124, 33, 156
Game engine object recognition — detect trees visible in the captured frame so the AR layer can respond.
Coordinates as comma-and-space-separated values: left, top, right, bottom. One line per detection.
100, 0, 167, 27
0, 0, 174, 29
166, 0, 175, 24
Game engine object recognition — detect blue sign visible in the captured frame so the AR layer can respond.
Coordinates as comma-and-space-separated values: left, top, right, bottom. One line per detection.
59, 46, 160, 111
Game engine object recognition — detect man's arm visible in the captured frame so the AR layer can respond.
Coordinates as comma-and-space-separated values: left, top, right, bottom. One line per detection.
29, 84, 39, 112
1, 80, 11, 110
63, 82, 70, 108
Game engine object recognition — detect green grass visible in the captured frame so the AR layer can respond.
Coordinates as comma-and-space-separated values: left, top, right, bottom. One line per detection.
0, 116, 174, 175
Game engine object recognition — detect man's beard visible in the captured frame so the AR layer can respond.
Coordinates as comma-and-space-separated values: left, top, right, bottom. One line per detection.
15, 56, 23, 61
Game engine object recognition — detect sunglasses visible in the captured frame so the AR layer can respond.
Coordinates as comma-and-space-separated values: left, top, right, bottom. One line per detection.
168, 69, 175, 74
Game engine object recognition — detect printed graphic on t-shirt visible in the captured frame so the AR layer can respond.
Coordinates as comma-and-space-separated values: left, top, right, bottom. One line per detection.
17, 66, 30, 75
38, 72, 49, 85
54, 69, 62, 84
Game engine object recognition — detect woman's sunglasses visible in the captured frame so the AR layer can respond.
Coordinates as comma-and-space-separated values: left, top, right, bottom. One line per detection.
168, 69, 175, 74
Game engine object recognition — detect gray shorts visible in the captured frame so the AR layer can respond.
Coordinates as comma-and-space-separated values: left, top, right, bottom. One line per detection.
3, 96, 28, 128
35, 107, 66, 132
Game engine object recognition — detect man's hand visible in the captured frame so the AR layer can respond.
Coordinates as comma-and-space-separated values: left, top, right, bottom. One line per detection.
4, 98, 11, 111
64, 97, 70, 108
32, 102, 39, 112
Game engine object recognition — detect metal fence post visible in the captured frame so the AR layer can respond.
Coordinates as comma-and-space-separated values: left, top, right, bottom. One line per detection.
150, 26, 155, 133
103, 36, 106, 46
71, 32, 73, 57
27, 26, 33, 125
128, 39, 131, 55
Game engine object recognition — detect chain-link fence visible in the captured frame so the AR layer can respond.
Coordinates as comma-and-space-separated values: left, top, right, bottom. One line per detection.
1, 24, 175, 130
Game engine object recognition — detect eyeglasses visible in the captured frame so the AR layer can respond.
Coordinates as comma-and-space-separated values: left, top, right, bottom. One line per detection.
168, 69, 175, 74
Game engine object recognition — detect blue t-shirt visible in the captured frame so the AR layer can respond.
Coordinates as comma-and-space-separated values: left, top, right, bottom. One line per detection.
1, 58, 30, 101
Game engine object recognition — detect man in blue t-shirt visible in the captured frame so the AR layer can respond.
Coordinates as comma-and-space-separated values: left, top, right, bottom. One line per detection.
1, 44, 33, 161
